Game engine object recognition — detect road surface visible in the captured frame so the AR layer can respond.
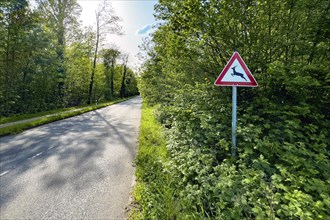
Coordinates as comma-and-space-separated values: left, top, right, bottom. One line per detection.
0, 96, 142, 219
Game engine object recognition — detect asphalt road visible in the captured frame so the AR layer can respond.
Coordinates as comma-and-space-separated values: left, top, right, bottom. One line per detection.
0, 96, 142, 220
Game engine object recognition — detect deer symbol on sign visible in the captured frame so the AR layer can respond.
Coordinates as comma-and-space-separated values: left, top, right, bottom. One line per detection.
231, 66, 247, 81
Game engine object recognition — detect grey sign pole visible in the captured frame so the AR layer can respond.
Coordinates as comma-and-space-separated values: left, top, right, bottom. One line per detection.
214, 52, 258, 157
232, 86, 237, 157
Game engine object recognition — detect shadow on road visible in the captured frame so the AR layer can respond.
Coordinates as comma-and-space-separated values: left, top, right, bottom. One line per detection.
0, 97, 141, 210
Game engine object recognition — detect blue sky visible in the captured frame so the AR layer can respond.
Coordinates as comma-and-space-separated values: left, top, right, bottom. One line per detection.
136, 24, 153, 35
78, 0, 158, 69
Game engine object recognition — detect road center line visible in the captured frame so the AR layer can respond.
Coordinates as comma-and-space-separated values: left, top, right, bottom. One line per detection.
0, 170, 10, 177
30, 152, 43, 159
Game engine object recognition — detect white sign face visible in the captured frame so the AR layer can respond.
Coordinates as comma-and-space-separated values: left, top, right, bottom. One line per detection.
221, 59, 252, 83
214, 52, 258, 87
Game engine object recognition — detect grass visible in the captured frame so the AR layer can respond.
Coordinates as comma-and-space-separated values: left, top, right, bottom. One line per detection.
0, 98, 130, 124
130, 102, 177, 219
0, 97, 133, 137
1, 106, 79, 124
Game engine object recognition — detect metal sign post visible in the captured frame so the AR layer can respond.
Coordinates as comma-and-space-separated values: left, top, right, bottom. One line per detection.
214, 52, 258, 157
232, 86, 237, 157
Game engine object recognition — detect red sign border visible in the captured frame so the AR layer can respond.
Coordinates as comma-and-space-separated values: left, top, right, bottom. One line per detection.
214, 52, 258, 87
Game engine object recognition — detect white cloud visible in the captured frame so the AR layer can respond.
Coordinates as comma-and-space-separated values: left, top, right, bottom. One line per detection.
80, 1, 157, 68
136, 24, 152, 35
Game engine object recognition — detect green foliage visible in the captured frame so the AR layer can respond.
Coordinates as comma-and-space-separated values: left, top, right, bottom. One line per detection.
132, 103, 178, 220
102, 48, 121, 99
0, 1, 139, 117
65, 38, 94, 106
116, 65, 139, 98
0, 97, 132, 136
137, 0, 330, 219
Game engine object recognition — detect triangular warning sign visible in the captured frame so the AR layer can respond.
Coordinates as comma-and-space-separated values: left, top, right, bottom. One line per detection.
214, 52, 258, 87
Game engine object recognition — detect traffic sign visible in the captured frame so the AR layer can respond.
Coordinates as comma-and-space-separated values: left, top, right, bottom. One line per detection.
214, 51, 258, 157
214, 52, 258, 87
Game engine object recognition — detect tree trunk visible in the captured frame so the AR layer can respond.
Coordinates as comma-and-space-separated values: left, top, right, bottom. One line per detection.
88, 31, 99, 104
56, 0, 66, 104
120, 64, 127, 98
110, 60, 115, 98
104, 64, 111, 100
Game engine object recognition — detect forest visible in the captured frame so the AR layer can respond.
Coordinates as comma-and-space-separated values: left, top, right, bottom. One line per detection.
138, 0, 329, 219
0, 0, 139, 117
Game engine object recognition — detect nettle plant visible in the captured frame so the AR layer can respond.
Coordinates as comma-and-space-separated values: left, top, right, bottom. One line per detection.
155, 69, 329, 219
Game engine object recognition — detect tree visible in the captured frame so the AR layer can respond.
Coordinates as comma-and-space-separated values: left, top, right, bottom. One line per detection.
37, 0, 81, 104
138, 0, 330, 218
120, 53, 129, 98
65, 27, 95, 106
0, 0, 56, 114
88, 0, 122, 104
0, 0, 137, 117
1, 0, 31, 114
102, 47, 120, 99
124, 68, 139, 97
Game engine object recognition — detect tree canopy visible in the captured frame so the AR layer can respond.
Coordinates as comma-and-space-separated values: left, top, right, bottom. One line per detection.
0, 0, 139, 116
139, 0, 330, 218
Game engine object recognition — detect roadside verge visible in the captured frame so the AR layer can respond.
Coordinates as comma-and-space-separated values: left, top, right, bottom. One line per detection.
0, 97, 134, 137
129, 102, 177, 219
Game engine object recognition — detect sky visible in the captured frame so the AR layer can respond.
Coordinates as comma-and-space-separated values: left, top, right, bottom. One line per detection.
78, 0, 158, 70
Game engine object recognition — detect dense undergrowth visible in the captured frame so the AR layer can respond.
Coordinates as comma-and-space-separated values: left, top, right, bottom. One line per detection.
158, 82, 329, 219
135, 0, 330, 219
136, 81, 329, 219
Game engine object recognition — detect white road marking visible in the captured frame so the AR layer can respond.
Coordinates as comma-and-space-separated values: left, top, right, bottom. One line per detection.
0, 170, 10, 177
30, 152, 43, 159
